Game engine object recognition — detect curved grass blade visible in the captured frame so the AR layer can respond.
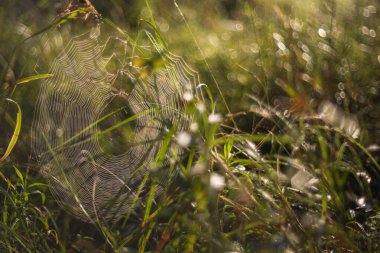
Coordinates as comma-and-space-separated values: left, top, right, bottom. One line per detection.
6, 74, 54, 98
14, 74, 54, 85
0, 99, 22, 162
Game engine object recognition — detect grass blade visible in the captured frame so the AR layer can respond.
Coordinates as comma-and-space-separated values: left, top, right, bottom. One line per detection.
0, 99, 22, 162
24, 6, 95, 42
14, 74, 54, 85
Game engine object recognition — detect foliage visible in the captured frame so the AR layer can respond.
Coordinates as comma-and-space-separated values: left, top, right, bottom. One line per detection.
0, 0, 379, 252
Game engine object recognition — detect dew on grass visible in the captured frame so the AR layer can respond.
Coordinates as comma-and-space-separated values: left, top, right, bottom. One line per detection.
302, 52, 312, 63
235, 23, 244, 31
232, 165, 246, 173
318, 28, 327, 38
349, 209, 356, 218
357, 197, 366, 208
183, 91, 193, 101
291, 170, 318, 192
357, 172, 372, 184
273, 33, 284, 42
55, 128, 63, 137
302, 44, 310, 53
190, 122, 198, 132
210, 173, 225, 191
290, 18, 302, 32
277, 42, 286, 51
191, 162, 206, 175
318, 42, 333, 53
176, 131, 191, 147
208, 113, 222, 124
318, 101, 361, 138
301, 73, 312, 83
361, 26, 369, 35
196, 102, 206, 113
241, 140, 261, 160
367, 144, 380, 152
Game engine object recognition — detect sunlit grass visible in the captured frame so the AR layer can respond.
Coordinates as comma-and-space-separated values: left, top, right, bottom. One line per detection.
1, 0, 379, 252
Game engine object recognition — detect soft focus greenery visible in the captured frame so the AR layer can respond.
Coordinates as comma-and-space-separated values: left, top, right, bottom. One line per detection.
1, 0, 380, 252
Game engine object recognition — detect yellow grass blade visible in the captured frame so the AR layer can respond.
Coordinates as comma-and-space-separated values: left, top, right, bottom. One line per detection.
14, 73, 53, 85
0, 99, 22, 161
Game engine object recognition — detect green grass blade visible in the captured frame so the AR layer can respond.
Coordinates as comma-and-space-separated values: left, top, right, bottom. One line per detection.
13, 166, 24, 184
24, 6, 95, 42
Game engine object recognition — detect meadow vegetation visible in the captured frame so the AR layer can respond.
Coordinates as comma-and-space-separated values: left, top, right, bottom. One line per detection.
0, 0, 379, 252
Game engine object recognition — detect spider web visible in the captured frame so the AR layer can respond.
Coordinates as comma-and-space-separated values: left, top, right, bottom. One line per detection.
32, 27, 201, 222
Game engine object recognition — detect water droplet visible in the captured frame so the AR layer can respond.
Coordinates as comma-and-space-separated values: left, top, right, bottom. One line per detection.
207, 34, 220, 47
277, 41, 286, 51
283, 110, 290, 118
356, 197, 366, 207
349, 209, 356, 218
250, 43, 260, 54
291, 170, 318, 191
290, 18, 302, 32
302, 73, 312, 83
318, 28, 327, 38
356, 171, 372, 183
56, 128, 63, 137
369, 29, 376, 38
235, 23, 244, 31
233, 165, 246, 173
363, 7, 370, 17
318, 101, 360, 138
191, 163, 206, 175
318, 42, 332, 53
183, 91, 193, 102
196, 102, 206, 113
190, 122, 198, 132
210, 173, 225, 191
261, 177, 269, 185
302, 53, 312, 63
368, 5, 377, 14
176, 131, 191, 147
361, 26, 369, 35
208, 113, 222, 124
273, 33, 284, 42
367, 144, 380, 152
